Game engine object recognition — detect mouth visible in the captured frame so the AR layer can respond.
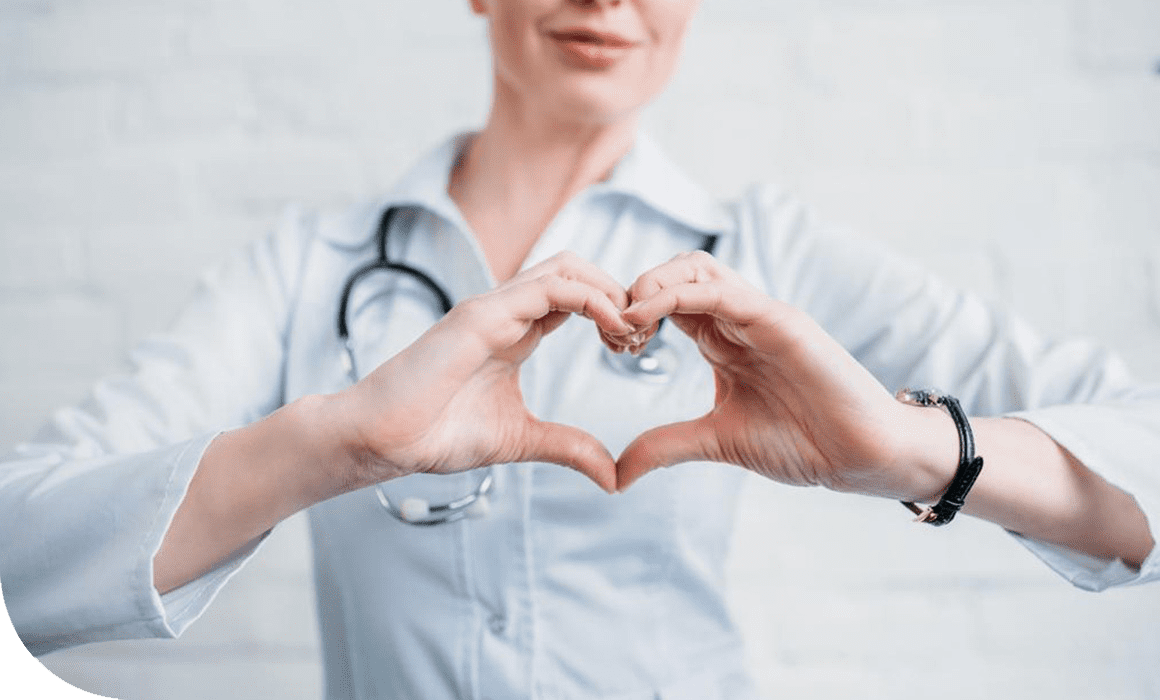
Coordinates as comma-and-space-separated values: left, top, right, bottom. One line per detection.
548, 28, 638, 49
548, 27, 639, 69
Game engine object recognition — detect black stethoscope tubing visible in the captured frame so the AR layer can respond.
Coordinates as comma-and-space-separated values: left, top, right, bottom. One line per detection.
338, 204, 719, 351
337, 206, 452, 347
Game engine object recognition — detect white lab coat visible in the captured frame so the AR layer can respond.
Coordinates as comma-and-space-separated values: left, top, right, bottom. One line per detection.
2, 133, 1159, 699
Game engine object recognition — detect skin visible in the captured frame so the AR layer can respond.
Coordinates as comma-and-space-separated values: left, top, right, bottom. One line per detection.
451, 0, 700, 281
153, 0, 1152, 595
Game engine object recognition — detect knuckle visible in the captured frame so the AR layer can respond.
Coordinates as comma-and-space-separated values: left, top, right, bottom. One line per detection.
689, 250, 721, 279
635, 273, 662, 295
548, 250, 581, 274
539, 276, 581, 308
537, 274, 564, 295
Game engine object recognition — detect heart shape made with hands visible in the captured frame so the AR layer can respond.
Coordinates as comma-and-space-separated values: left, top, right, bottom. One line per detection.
475, 248, 788, 494
360, 249, 904, 503
602, 251, 772, 492
526, 249, 904, 499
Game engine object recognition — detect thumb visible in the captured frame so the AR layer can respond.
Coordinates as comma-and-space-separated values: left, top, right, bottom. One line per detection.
521, 420, 618, 494
616, 417, 717, 491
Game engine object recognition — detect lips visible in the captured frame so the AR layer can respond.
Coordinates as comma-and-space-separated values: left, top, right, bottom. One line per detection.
550, 28, 637, 48
548, 27, 639, 69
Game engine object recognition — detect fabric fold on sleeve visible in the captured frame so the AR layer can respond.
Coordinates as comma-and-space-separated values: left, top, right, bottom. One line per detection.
156, 529, 270, 640
737, 185, 1160, 593
3, 432, 265, 656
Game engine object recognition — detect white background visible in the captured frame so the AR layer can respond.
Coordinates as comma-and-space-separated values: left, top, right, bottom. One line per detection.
1, 0, 1158, 698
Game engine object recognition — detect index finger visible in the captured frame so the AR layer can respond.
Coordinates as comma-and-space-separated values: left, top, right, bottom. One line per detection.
500, 275, 634, 337
622, 281, 775, 330
626, 250, 725, 308
514, 251, 630, 312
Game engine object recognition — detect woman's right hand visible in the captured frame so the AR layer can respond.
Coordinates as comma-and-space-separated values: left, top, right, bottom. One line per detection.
332, 252, 633, 494
156, 252, 630, 594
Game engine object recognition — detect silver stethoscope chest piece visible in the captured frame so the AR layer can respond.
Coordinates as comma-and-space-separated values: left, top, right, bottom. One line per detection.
376, 471, 494, 526
601, 330, 679, 384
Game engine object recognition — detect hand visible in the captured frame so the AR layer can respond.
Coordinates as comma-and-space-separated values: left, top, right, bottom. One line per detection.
336, 252, 635, 494
615, 251, 943, 500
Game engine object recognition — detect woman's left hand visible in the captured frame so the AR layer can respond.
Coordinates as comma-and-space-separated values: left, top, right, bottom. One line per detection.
615, 251, 946, 501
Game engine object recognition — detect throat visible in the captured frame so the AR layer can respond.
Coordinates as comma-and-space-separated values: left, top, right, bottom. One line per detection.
471, 212, 555, 284
447, 127, 627, 284
449, 156, 577, 284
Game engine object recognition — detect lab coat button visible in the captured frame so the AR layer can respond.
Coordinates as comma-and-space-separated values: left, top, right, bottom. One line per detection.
487, 613, 506, 635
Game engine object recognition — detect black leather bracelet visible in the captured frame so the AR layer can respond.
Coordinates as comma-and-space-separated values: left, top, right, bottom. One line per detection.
896, 388, 985, 526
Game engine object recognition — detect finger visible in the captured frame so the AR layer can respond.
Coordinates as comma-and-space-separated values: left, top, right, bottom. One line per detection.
502, 276, 633, 337
626, 320, 660, 354
538, 309, 571, 336
598, 325, 653, 355
616, 417, 718, 491
597, 326, 630, 354
519, 251, 629, 310
622, 281, 773, 331
627, 250, 723, 308
522, 420, 618, 494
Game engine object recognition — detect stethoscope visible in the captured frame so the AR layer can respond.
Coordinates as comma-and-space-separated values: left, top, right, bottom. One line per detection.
337, 205, 717, 526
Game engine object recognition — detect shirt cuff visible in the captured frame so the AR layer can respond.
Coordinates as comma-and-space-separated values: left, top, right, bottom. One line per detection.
1004, 406, 1160, 591
146, 432, 270, 639
11, 432, 267, 655
155, 531, 269, 637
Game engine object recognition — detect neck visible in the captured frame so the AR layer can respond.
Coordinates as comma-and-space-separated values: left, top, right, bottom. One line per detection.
449, 82, 638, 282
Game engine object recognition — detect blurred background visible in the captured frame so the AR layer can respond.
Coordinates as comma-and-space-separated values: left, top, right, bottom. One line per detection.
1, 0, 1158, 698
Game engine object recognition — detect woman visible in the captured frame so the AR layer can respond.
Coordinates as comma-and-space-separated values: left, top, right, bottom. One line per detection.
2, 0, 1157, 698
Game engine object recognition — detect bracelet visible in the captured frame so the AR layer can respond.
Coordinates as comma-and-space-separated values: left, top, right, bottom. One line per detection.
895, 388, 985, 526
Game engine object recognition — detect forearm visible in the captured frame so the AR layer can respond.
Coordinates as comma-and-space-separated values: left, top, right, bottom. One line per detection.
903, 408, 1154, 570
153, 394, 357, 594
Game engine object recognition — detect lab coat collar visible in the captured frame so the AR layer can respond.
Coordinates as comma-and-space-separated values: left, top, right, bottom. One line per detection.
318, 131, 730, 248
594, 132, 731, 236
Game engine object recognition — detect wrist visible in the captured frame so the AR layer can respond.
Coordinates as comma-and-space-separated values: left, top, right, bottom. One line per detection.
889, 401, 961, 504
280, 392, 375, 506
154, 396, 353, 594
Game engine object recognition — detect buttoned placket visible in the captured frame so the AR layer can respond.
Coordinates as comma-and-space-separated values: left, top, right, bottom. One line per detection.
357, 172, 572, 700
296, 135, 766, 698
462, 192, 594, 700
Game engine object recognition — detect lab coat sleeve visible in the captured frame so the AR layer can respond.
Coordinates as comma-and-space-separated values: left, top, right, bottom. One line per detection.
741, 183, 1160, 590
0, 207, 315, 655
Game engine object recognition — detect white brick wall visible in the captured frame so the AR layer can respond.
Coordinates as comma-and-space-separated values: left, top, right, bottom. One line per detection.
2, 0, 1157, 698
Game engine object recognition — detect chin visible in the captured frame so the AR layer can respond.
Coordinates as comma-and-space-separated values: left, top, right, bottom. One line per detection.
542, 76, 655, 127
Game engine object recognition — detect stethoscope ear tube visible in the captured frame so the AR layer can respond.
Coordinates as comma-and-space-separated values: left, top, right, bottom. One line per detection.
337, 207, 453, 345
